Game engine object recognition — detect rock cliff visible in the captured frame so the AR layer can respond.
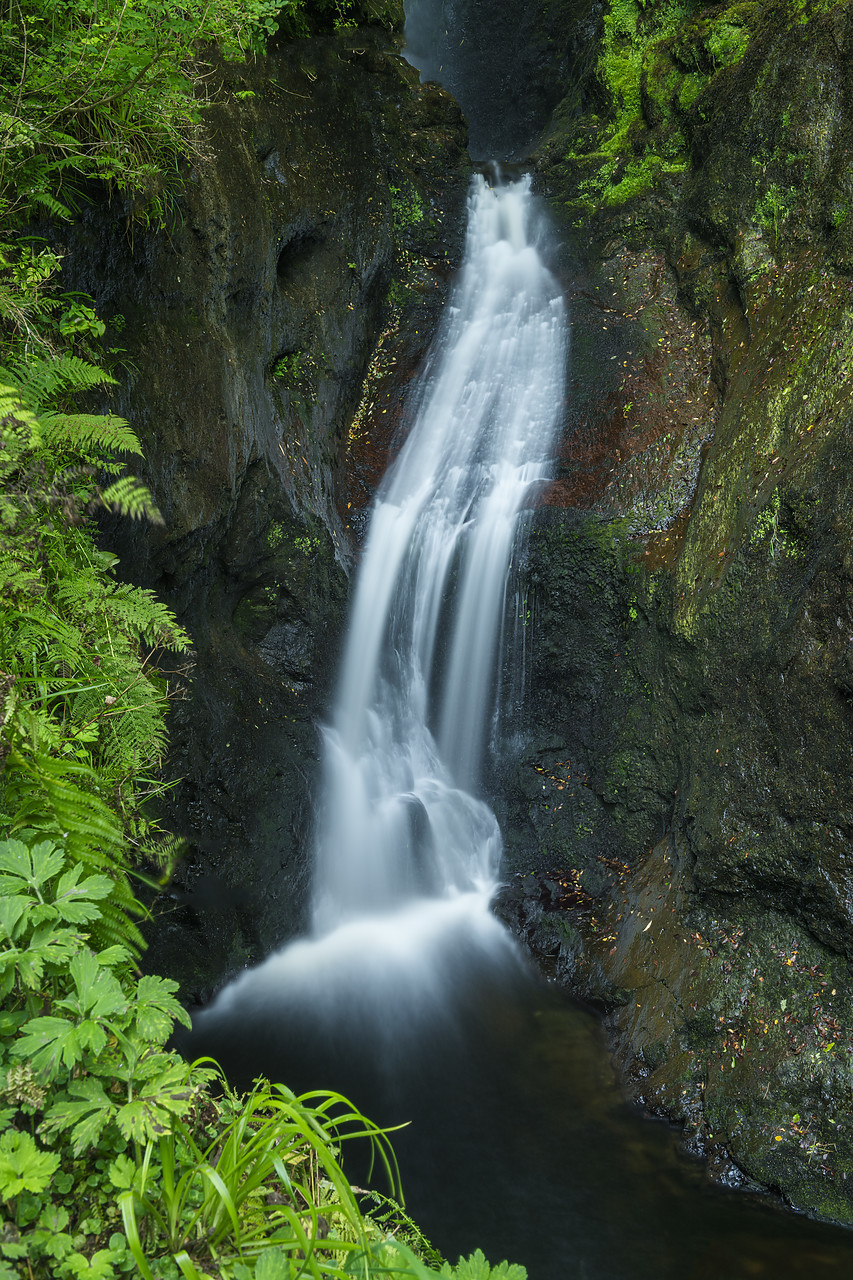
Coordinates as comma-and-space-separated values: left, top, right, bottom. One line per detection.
500, 0, 853, 1224
63, 25, 470, 998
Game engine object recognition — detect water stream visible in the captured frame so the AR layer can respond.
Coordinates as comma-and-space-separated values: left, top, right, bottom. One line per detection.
187, 168, 853, 1280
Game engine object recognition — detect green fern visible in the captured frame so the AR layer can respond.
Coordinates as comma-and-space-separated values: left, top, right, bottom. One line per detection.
1, 353, 116, 411
98, 476, 163, 524
0, 381, 187, 958
3, 748, 145, 954
40, 411, 143, 459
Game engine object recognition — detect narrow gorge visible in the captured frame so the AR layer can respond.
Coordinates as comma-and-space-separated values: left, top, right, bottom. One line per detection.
34, 0, 853, 1273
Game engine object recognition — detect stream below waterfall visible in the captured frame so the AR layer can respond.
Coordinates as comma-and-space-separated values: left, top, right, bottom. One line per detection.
188, 970, 853, 1279
183, 173, 853, 1276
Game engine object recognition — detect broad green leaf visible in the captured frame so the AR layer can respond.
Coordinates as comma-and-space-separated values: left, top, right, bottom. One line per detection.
65, 1247, 117, 1278
61, 950, 126, 1020
54, 863, 112, 923
107, 1152, 136, 1191
42, 1078, 116, 1155
115, 1098, 167, 1143
107, 1043, 177, 1085
0, 839, 64, 891
134, 973, 191, 1040
0, 839, 35, 882
37, 1200, 70, 1232
15, 925, 82, 990
0, 1011, 27, 1036
97, 945, 132, 969
254, 1248, 294, 1280
0, 1129, 59, 1196
14, 1014, 83, 1076
0, 897, 27, 939
26, 1213, 75, 1262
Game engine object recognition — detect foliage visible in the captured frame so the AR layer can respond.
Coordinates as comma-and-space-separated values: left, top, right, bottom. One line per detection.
0, 0, 401, 233
562, 0, 765, 212
0, 829, 519, 1279
390, 183, 424, 234
0, 371, 190, 942
0, 0, 283, 229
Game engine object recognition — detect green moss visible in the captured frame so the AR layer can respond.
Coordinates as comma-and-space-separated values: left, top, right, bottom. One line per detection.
677, 70, 705, 109
707, 19, 750, 66
551, 0, 808, 215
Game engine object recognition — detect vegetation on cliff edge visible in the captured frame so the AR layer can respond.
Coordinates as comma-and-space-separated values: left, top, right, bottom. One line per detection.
0, 1, 518, 1277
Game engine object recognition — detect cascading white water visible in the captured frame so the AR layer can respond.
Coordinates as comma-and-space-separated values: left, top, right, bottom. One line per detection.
314, 173, 566, 928
197, 175, 567, 1047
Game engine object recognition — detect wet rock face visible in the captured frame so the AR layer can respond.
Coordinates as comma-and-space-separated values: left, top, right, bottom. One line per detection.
505, 0, 853, 1224
62, 28, 470, 1000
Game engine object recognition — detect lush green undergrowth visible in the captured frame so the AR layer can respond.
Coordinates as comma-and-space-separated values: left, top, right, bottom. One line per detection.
0, 0, 402, 228
0, 1, 524, 1277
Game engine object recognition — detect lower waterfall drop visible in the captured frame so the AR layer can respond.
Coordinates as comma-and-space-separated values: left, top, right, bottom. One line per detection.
197, 174, 566, 1050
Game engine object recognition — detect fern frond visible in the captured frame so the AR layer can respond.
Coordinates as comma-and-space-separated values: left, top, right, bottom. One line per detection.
93, 896, 145, 953
4, 746, 145, 954
40, 411, 142, 459
26, 751, 125, 850
108, 584, 190, 651
0, 385, 40, 436
97, 477, 164, 525
0, 557, 41, 597
27, 189, 73, 220
1, 354, 116, 412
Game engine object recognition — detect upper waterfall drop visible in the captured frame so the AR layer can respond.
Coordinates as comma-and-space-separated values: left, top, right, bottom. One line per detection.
312, 174, 567, 935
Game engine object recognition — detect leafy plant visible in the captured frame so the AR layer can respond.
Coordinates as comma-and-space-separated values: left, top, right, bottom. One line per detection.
390, 182, 424, 234
0, 378, 190, 936
120, 1079, 403, 1277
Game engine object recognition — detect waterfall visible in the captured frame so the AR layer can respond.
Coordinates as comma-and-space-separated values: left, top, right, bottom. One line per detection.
195, 175, 567, 1054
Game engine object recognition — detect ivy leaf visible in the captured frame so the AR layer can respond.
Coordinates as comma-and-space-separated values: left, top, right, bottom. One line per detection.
0, 1129, 60, 1196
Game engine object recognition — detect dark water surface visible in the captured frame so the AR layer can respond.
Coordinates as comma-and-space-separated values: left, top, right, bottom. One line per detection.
185, 963, 853, 1280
